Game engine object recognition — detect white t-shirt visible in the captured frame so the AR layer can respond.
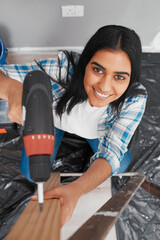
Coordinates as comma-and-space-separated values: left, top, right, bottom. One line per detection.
54, 100, 106, 139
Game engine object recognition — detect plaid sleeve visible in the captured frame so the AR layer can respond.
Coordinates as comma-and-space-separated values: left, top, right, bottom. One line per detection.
0, 61, 40, 82
0, 51, 72, 83
90, 93, 147, 176
37, 51, 72, 83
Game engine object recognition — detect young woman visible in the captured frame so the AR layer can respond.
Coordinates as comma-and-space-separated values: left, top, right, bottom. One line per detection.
0, 25, 147, 226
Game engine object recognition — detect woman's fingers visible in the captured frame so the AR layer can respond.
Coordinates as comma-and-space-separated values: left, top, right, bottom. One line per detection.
31, 187, 62, 201
31, 195, 38, 201
60, 203, 73, 227
31, 185, 79, 227
44, 188, 62, 200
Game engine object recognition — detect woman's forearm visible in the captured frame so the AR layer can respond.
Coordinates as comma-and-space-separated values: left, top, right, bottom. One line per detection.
0, 70, 13, 100
69, 158, 112, 198
0, 71, 23, 124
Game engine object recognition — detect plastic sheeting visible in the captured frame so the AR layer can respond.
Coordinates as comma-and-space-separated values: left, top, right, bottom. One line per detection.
0, 126, 93, 239
0, 136, 37, 239
112, 53, 160, 240
52, 131, 93, 183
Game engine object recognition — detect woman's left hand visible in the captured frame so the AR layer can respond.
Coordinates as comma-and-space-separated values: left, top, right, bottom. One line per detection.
32, 159, 112, 227
40, 184, 80, 227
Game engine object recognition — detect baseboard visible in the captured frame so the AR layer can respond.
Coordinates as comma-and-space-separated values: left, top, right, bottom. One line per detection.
7, 46, 84, 55
7, 46, 160, 55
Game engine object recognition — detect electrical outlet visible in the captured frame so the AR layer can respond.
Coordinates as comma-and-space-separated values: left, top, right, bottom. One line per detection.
62, 5, 84, 17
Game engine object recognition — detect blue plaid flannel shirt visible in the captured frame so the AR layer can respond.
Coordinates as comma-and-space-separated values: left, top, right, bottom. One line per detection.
0, 51, 147, 176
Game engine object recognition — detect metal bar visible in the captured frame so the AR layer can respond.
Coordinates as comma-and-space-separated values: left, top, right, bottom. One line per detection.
68, 173, 146, 240
60, 172, 138, 177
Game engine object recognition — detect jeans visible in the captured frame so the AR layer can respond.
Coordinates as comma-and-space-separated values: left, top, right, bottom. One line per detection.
20, 127, 131, 181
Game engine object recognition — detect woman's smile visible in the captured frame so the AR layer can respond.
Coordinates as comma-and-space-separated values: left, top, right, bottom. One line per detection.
93, 87, 112, 99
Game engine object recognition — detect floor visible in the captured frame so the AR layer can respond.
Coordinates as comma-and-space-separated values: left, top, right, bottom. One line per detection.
61, 178, 117, 240
7, 53, 57, 64
7, 53, 117, 240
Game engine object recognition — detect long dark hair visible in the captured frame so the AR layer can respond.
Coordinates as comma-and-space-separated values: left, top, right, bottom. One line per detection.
56, 25, 146, 117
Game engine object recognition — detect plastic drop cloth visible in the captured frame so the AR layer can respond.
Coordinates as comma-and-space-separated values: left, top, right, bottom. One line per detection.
0, 124, 93, 239
112, 53, 160, 240
0, 127, 36, 239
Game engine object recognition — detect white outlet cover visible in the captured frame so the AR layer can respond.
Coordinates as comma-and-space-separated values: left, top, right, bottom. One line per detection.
62, 5, 84, 17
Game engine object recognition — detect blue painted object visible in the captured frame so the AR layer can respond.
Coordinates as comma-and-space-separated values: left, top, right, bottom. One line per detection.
0, 40, 7, 64
20, 146, 33, 182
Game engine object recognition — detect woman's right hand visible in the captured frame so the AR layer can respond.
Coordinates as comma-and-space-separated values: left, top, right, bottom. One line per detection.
7, 79, 23, 125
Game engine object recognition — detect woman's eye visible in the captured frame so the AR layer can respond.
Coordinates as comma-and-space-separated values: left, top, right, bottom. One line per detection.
115, 75, 125, 80
93, 67, 103, 74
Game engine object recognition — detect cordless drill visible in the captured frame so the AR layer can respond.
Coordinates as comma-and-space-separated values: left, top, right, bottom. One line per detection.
22, 70, 54, 210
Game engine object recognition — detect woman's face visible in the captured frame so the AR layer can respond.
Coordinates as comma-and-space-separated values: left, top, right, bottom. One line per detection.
83, 49, 131, 107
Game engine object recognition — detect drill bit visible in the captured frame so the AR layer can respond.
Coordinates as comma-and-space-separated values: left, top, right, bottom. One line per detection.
37, 182, 44, 211
39, 203, 43, 211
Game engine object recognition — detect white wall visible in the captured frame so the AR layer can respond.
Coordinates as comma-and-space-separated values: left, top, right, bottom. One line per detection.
0, 0, 160, 50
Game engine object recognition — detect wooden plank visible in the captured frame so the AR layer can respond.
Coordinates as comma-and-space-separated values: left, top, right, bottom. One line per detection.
6, 172, 61, 240
141, 178, 160, 200
68, 173, 145, 240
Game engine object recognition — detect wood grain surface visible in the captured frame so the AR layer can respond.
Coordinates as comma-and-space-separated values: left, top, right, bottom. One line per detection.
6, 172, 60, 240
